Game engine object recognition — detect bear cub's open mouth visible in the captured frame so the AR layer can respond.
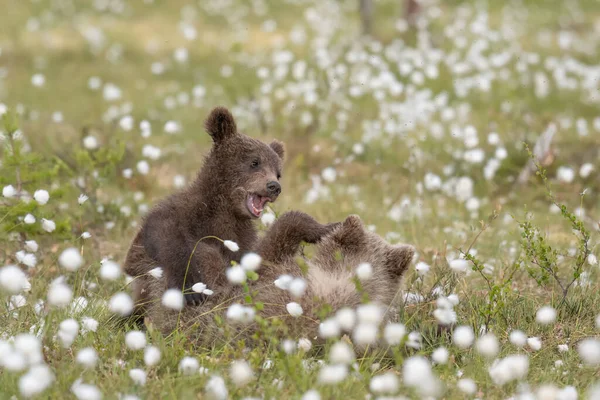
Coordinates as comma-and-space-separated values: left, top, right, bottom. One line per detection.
247, 193, 271, 217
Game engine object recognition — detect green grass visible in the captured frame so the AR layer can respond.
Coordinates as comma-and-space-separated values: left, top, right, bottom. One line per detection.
1, 0, 599, 398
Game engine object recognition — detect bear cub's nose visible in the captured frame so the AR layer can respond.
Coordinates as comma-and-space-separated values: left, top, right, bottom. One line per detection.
266, 181, 281, 197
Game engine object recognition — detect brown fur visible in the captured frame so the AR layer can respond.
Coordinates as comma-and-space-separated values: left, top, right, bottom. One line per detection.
141, 215, 415, 351
123, 107, 287, 309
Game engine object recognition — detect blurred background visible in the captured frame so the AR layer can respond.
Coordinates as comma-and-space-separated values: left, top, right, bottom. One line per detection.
0, 0, 599, 259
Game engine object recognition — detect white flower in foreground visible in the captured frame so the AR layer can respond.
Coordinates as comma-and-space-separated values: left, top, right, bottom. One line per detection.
282, 339, 296, 354
357, 303, 384, 325
80, 232, 91, 239
298, 338, 312, 352
384, 323, 406, 345
335, 308, 356, 332
557, 344, 569, 353
321, 167, 337, 182
536, 306, 557, 325
76, 348, 98, 369
148, 267, 163, 279
3, 348, 27, 371
230, 360, 253, 387
205, 375, 228, 400
24, 240, 38, 252
432, 347, 449, 364
24, 214, 36, 224
19, 364, 54, 398
509, 330, 527, 348
2, 185, 16, 198
129, 368, 147, 386
144, 346, 161, 367
226, 266, 246, 284
403, 356, 441, 397
58, 319, 79, 348
289, 278, 307, 298
356, 262, 373, 281
136, 160, 150, 175
31, 73, 45, 87
81, 317, 98, 333
588, 254, 598, 266
415, 261, 430, 276
274, 274, 293, 290
223, 240, 239, 252
41, 218, 56, 232
301, 390, 321, 400
192, 282, 213, 295
59, 248, 84, 271
33, 189, 50, 205
179, 356, 199, 375
527, 337, 542, 351
78, 194, 89, 205
557, 166, 575, 183
286, 302, 303, 317
226, 303, 255, 324
109, 292, 134, 316
330, 342, 354, 365
162, 289, 184, 310
453, 326, 474, 349
100, 260, 121, 281
318, 364, 347, 384
16, 251, 37, 268
577, 339, 600, 365
319, 318, 341, 339
14, 334, 43, 364
353, 323, 378, 346
449, 259, 469, 273
370, 372, 399, 394
476, 333, 500, 358
125, 331, 146, 350
71, 380, 102, 400
47, 282, 73, 307
261, 212, 276, 226
83, 135, 98, 150
0, 265, 28, 294
457, 378, 477, 395
241, 253, 262, 271
488, 354, 529, 385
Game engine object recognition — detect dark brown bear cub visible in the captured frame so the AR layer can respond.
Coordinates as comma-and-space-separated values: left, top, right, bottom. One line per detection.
124, 106, 296, 309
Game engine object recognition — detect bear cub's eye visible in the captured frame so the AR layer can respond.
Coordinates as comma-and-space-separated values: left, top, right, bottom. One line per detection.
250, 159, 260, 168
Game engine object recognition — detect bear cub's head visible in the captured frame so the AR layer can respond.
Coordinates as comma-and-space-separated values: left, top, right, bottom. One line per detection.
204, 107, 285, 219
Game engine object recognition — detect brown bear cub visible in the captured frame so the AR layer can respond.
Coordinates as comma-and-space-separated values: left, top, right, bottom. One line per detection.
124, 107, 336, 313
143, 214, 415, 350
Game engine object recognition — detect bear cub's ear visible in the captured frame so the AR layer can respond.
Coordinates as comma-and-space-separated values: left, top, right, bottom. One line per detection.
269, 140, 285, 160
204, 106, 237, 144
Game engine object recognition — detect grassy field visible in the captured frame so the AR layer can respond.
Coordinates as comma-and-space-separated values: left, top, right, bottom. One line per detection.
1, 0, 599, 398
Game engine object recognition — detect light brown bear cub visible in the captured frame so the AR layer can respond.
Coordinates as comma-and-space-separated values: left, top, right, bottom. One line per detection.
143, 214, 415, 349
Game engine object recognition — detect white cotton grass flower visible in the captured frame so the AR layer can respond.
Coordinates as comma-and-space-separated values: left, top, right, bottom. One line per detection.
329, 342, 354, 365
148, 267, 163, 279
274, 274, 293, 290
41, 218, 56, 232
557, 166, 575, 183
71, 379, 102, 400
24, 240, 39, 252
14, 334, 43, 365
415, 261, 430, 276
558, 344, 569, 353
81, 317, 99, 333
99, 260, 121, 281
370, 372, 400, 394
58, 319, 79, 348
588, 254, 598, 266
161, 289, 184, 310
33, 189, 49, 205
144, 346, 161, 367
281, 339, 297, 354
78, 194, 89, 205
18, 364, 55, 398
205, 375, 228, 400
47, 282, 73, 307
230, 360, 254, 387
577, 338, 600, 365
527, 337, 542, 351
0, 265, 28, 294
384, 323, 406, 345
261, 212, 276, 226
355, 262, 373, 281
16, 251, 37, 268
136, 160, 150, 175
509, 330, 527, 348
318, 364, 347, 384
301, 390, 321, 400
535, 305, 557, 325
335, 308, 356, 332
3, 185, 17, 198
356, 303, 384, 325
449, 258, 469, 273
403, 356, 441, 397
192, 282, 213, 295
125, 331, 147, 350
76, 347, 98, 369
353, 323, 378, 346
240, 253, 262, 271
298, 338, 312, 352
226, 266, 246, 284
488, 354, 530, 385
129, 368, 147, 386
226, 303, 255, 324
406, 331, 422, 349
109, 292, 134, 316
223, 240, 239, 252
3, 348, 27, 371
59, 248, 84, 271
83, 136, 98, 150
457, 378, 477, 395
321, 167, 337, 182
453, 326, 475, 349
319, 318, 341, 339
80, 232, 91, 239
288, 278, 307, 298
476, 333, 500, 358
286, 302, 303, 317
178, 356, 199, 375
432, 347, 449, 364
24, 214, 36, 224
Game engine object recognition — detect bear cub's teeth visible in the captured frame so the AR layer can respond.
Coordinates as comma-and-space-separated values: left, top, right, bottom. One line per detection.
247, 194, 270, 217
